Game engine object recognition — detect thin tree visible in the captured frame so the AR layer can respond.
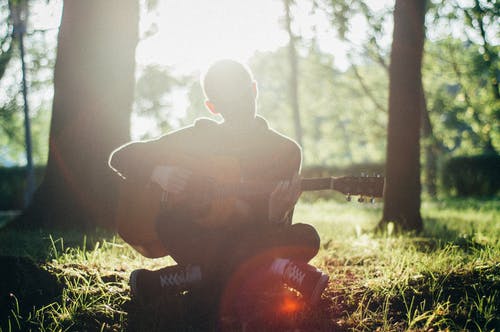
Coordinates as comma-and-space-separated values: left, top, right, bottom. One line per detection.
17, 0, 138, 229
283, 0, 303, 150
379, 0, 426, 231
11, 0, 35, 206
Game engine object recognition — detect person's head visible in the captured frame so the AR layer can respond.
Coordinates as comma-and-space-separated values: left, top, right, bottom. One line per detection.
202, 59, 257, 123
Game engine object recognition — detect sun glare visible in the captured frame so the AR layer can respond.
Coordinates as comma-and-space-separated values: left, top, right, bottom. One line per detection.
136, 0, 289, 73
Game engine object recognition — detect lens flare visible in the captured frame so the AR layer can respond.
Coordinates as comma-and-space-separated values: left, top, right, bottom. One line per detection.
280, 295, 302, 314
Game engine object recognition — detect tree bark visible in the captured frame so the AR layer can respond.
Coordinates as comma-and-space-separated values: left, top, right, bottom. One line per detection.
379, 0, 425, 232
17, 0, 138, 229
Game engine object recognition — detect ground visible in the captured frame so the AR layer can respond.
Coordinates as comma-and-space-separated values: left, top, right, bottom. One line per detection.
0, 197, 499, 331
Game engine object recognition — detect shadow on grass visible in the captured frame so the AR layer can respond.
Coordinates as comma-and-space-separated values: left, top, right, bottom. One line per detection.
0, 256, 63, 331
414, 217, 489, 253
0, 222, 119, 331
0, 224, 116, 262
373, 217, 490, 254
124, 280, 333, 331
125, 289, 219, 332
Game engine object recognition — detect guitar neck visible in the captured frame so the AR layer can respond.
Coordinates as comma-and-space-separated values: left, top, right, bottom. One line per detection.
235, 177, 338, 194
301, 176, 384, 197
217, 176, 384, 198
236, 177, 334, 195
300, 177, 333, 191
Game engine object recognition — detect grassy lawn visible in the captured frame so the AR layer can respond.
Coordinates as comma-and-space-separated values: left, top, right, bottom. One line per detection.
1, 197, 499, 331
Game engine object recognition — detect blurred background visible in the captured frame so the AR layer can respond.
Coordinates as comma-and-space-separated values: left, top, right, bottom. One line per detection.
0, 0, 498, 213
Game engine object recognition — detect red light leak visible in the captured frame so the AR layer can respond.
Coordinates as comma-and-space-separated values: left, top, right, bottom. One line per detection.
280, 296, 303, 314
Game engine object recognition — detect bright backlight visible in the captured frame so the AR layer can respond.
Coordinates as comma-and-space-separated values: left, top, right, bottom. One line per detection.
136, 0, 289, 73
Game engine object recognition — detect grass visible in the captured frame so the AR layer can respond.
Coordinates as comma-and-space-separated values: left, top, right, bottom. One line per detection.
0, 197, 499, 331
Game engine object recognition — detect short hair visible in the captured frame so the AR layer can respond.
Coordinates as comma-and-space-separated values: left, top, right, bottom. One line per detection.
202, 59, 254, 105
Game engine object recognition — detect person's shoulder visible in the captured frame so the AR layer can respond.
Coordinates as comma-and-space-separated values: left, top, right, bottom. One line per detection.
194, 117, 220, 129
269, 128, 301, 154
258, 116, 301, 155
256, 116, 301, 172
156, 117, 219, 140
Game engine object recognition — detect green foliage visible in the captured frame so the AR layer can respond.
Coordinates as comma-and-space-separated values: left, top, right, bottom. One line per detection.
181, 78, 220, 127
424, 38, 500, 154
133, 64, 187, 138
0, 0, 55, 165
247, 46, 387, 166
440, 154, 500, 197
424, 0, 500, 154
0, 99, 24, 160
317, 0, 499, 158
0, 0, 13, 80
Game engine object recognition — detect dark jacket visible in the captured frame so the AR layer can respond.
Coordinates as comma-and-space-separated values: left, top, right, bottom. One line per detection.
109, 116, 301, 226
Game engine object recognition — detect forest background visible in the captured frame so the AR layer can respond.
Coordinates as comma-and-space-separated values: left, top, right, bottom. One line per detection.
1, 0, 498, 190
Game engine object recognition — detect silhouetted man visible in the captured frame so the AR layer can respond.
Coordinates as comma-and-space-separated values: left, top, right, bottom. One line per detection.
109, 60, 328, 309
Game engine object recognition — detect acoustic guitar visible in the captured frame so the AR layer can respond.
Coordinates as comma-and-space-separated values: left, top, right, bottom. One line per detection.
115, 170, 385, 258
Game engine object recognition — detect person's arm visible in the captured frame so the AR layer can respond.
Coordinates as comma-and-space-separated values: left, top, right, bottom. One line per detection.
108, 138, 164, 184
268, 173, 301, 224
267, 145, 302, 224
150, 165, 191, 193
109, 136, 193, 194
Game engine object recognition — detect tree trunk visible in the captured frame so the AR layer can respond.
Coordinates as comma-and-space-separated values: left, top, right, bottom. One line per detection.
17, 0, 138, 229
379, 0, 425, 232
284, 0, 303, 151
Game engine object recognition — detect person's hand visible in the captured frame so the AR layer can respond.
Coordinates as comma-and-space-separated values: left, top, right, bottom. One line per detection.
268, 173, 301, 224
151, 165, 192, 194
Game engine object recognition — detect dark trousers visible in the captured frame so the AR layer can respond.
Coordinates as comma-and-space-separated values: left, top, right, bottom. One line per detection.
155, 215, 320, 277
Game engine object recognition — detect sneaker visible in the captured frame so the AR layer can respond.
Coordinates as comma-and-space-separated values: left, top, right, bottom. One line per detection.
129, 265, 202, 302
281, 261, 329, 306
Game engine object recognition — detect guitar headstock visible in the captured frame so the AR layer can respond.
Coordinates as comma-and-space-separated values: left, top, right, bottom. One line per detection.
332, 175, 384, 202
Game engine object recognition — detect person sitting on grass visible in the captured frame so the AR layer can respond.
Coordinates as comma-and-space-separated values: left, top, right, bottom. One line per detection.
108, 59, 329, 308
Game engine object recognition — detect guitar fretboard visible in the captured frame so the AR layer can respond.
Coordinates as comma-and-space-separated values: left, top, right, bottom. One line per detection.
300, 178, 333, 191
190, 176, 383, 198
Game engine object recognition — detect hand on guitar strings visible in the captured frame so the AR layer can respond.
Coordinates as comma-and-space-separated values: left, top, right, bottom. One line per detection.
268, 173, 302, 224
151, 165, 192, 194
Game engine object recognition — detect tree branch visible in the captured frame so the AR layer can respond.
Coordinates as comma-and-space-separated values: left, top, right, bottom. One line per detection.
350, 61, 386, 113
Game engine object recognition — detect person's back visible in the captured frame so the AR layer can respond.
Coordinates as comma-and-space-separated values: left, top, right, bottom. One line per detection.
109, 60, 328, 315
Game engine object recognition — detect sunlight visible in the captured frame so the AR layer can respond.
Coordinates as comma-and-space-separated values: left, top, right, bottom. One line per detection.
136, 0, 288, 73
136, 0, 394, 74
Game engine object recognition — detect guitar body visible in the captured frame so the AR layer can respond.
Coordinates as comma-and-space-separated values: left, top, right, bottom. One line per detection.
115, 154, 244, 258
115, 181, 168, 258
